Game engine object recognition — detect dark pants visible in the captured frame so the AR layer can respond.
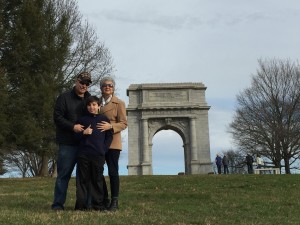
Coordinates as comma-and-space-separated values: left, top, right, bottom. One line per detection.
52, 145, 79, 209
217, 165, 222, 174
103, 149, 120, 199
247, 164, 253, 174
257, 164, 263, 169
75, 154, 105, 210
224, 165, 229, 174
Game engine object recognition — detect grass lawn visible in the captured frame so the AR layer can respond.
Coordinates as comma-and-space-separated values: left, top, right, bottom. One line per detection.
0, 174, 299, 225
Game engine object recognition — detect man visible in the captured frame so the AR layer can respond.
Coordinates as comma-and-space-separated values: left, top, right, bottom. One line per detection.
51, 72, 91, 210
246, 153, 254, 174
222, 155, 229, 174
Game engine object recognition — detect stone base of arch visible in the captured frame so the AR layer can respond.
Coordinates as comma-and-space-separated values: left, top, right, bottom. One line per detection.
128, 162, 212, 175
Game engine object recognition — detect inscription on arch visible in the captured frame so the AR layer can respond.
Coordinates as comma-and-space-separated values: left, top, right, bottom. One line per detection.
148, 90, 189, 102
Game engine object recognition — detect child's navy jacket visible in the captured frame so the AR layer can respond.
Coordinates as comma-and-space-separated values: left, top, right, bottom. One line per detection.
75, 113, 113, 157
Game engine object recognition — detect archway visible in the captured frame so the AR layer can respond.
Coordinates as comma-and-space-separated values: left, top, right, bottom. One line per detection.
126, 83, 212, 175
152, 130, 184, 175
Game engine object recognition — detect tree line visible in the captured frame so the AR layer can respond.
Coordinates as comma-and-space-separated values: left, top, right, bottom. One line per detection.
0, 0, 114, 177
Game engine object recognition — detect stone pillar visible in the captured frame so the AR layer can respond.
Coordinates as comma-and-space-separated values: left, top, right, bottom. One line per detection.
141, 118, 151, 174
142, 119, 149, 162
183, 144, 189, 174
189, 117, 198, 160
189, 117, 198, 174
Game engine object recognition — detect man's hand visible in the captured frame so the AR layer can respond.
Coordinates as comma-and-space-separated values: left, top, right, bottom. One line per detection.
73, 124, 85, 133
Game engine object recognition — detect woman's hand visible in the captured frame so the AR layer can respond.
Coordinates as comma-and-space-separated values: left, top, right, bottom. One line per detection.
97, 121, 112, 132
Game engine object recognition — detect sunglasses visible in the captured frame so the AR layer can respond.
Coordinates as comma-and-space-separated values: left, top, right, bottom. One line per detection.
79, 81, 90, 86
101, 84, 114, 88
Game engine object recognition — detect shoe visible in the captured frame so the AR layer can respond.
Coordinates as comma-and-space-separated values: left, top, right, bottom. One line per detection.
108, 198, 118, 211
51, 204, 64, 211
74, 207, 88, 211
103, 198, 110, 209
93, 205, 107, 212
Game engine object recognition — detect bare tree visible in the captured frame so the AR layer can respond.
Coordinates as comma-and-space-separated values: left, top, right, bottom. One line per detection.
56, 0, 114, 90
229, 58, 300, 174
3, 150, 34, 178
0, 158, 7, 175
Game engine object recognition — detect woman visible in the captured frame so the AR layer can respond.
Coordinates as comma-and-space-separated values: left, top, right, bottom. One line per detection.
256, 155, 264, 169
97, 77, 127, 211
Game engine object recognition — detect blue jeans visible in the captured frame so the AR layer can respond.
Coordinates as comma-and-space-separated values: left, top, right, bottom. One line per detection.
52, 145, 79, 209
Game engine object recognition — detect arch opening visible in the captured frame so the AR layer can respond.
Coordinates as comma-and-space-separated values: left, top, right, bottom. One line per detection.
152, 130, 184, 175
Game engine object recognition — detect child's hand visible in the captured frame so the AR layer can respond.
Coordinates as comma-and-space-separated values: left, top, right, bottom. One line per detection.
83, 125, 93, 135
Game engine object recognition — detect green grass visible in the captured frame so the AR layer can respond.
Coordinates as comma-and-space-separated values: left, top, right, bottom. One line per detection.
0, 174, 299, 225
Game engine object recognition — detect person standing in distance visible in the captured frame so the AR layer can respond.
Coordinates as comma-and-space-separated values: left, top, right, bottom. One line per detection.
245, 153, 254, 174
215, 154, 222, 174
222, 155, 229, 174
51, 72, 92, 210
256, 155, 264, 169
97, 77, 127, 211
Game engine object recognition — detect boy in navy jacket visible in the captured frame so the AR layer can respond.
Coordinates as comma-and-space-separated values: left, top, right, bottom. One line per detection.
75, 96, 113, 211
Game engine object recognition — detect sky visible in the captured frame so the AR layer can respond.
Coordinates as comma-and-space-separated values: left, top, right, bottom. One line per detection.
76, 0, 300, 175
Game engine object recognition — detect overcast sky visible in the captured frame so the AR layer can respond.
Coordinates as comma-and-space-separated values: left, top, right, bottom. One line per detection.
76, 0, 300, 175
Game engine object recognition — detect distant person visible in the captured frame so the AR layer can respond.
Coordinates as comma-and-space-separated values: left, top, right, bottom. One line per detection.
222, 155, 229, 174
96, 77, 127, 211
74, 96, 113, 211
215, 154, 222, 174
51, 72, 91, 211
256, 155, 264, 169
245, 154, 254, 174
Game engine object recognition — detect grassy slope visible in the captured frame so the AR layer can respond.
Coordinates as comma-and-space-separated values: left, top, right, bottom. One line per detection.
0, 174, 299, 225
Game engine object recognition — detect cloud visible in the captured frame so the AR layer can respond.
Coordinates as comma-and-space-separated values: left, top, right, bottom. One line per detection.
88, 10, 203, 30
96, 7, 284, 31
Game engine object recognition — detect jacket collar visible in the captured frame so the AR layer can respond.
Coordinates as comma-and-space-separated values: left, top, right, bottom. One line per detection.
100, 95, 118, 113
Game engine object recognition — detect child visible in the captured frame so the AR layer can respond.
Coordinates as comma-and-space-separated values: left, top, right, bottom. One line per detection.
74, 96, 113, 211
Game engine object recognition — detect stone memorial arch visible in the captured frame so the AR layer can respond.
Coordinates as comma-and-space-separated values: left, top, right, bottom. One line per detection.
126, 83, 212, 175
